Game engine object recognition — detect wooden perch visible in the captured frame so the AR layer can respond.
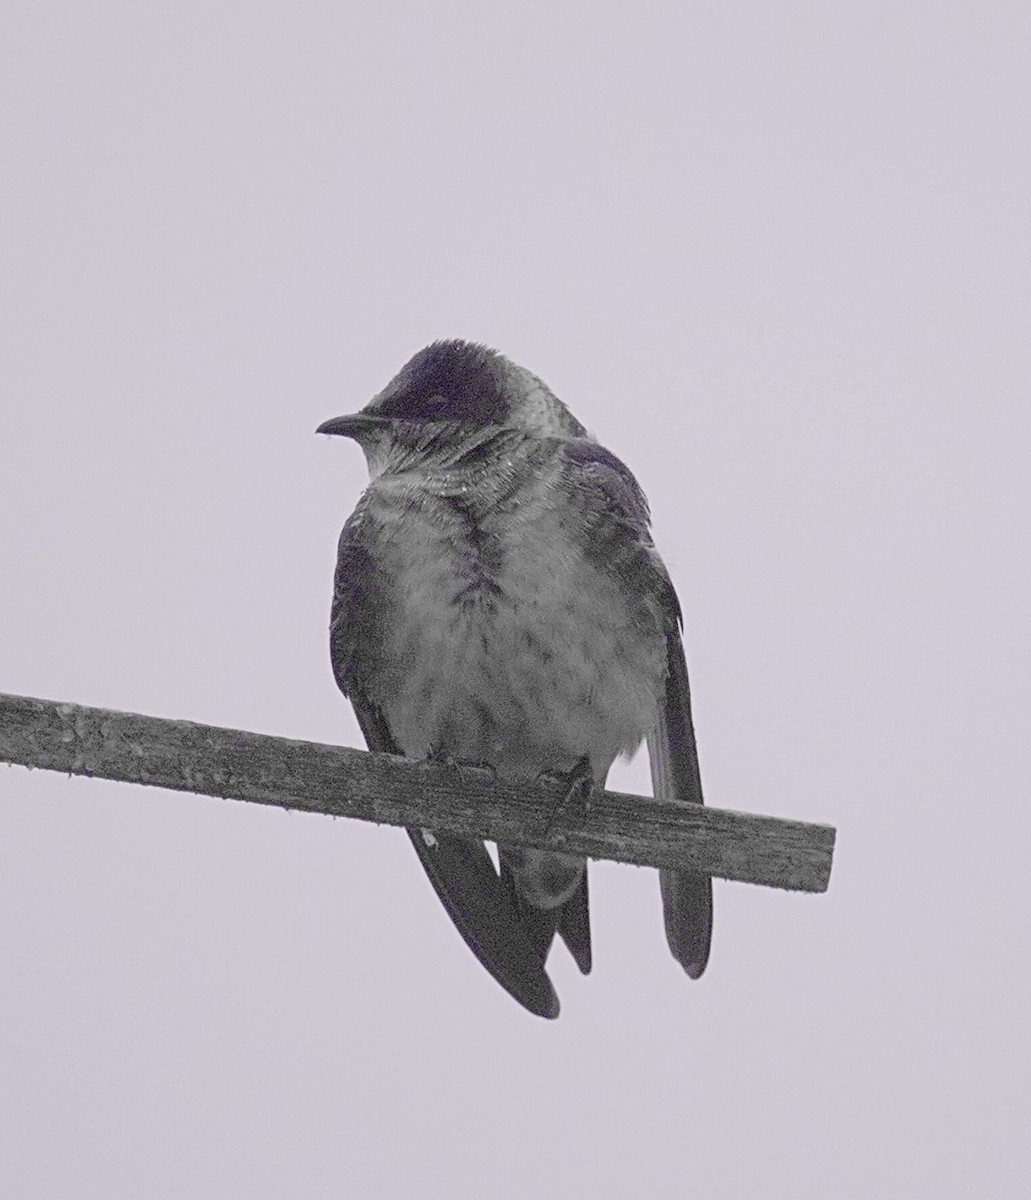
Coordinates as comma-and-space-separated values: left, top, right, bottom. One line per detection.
0, 691, 834, 892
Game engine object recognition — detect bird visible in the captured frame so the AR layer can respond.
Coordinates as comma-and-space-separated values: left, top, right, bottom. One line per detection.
318, 339, 711, 1017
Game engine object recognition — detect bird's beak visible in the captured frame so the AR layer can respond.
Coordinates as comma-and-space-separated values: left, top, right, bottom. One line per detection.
316, 413, 391, 439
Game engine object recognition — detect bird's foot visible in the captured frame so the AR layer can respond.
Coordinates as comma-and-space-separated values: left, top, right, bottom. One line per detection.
539, 756, 596, 835
425, 747, 498, 787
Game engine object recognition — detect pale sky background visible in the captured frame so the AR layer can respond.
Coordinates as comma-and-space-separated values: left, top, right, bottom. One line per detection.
2, 4, 1028, 1197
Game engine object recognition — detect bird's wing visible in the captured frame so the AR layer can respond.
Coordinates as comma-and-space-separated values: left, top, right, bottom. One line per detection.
558, 438, 712, 979
329, 501, 560, 1019
647, 623, 713, 979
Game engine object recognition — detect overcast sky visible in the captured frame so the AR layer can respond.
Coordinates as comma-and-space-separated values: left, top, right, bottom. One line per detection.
2, 4, 1028, 1197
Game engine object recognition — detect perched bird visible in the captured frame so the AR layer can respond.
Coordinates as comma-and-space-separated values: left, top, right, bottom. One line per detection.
319, 340, 711, 1017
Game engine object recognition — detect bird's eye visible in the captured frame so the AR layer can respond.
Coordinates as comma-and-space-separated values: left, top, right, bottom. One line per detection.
395, 391, 455, 421
373, 390, 451, 421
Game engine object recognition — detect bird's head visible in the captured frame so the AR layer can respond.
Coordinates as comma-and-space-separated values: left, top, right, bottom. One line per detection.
317, 340, 585, 477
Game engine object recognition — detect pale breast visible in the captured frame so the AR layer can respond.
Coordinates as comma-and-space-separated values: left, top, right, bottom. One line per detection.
367, 471, 667, 780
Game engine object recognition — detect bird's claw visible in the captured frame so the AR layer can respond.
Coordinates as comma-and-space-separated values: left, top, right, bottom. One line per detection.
539, 756, 596, 835
425, 748, 498, 787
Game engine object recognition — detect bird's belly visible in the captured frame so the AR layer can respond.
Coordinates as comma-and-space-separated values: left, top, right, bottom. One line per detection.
375, 534, 665, 780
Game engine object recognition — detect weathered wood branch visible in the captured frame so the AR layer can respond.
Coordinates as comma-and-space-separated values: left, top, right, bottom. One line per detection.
0, 691, 834, 892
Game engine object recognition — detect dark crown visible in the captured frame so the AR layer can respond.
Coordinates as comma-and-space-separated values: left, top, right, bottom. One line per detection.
367, 340, 510, 426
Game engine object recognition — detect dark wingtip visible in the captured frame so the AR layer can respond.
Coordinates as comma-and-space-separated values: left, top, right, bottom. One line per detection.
558, 871, 592, 975
661, 868, 712, 980
506, 967, 561, 1019
345, 703, 558, 1017
407, 830, 563, 1019
540, 992, 561, 1020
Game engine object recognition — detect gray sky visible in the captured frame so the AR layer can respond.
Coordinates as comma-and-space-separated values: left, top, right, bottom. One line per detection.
2, 4, 1028, 1197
